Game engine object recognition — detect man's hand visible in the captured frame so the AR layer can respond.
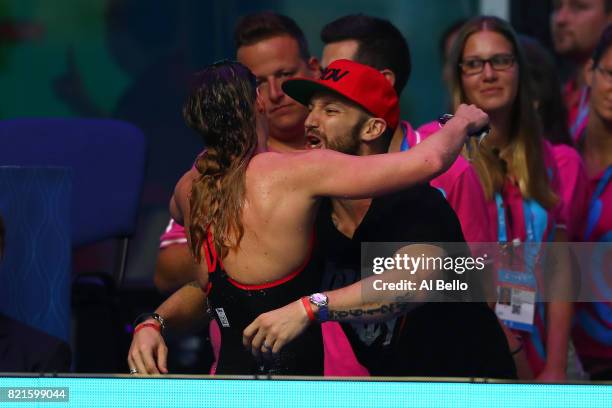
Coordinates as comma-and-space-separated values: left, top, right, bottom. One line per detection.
453, 103, 490, 138
242, 299, 311, 358
127, 322, 169, 375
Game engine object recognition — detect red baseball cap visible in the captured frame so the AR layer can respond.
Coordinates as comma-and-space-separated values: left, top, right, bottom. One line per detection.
282, 59, 400, 130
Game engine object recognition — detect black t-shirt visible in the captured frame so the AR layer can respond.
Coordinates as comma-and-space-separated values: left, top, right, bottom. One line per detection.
317, 184, 516, 378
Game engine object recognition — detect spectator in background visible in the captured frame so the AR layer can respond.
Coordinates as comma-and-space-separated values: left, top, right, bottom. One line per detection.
521, 36, 590, 242
551, 0, 612, 141
521, 37, 591, 380
572, 24, 612, 380
447, 15, 573, 381
320, 14, 494, 243
0, 214, 72, 373
235, 12, 319, 153
154, 12, 319, 293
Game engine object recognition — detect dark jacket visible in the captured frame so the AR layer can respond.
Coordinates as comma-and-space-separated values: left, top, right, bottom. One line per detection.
0, 313, 71, 373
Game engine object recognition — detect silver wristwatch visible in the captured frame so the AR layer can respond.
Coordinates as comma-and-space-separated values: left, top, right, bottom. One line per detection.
309, 293, 329, 322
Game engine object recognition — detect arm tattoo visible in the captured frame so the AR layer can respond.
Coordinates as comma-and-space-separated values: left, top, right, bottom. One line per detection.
328, 297, 414, 321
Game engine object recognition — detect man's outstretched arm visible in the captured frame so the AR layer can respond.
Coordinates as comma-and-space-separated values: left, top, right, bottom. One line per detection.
242, 244, 445, 355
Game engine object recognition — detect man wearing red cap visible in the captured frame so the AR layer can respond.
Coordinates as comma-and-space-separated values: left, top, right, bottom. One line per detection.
284, 59, 401, 156
319, 14, 493, 244
242, 59, 516, 378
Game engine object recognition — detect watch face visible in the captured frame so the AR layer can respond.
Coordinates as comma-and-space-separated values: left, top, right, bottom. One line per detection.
311, 293, 327, 305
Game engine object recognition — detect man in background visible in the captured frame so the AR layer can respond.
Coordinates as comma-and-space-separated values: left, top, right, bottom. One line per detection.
551, 0, 612, 140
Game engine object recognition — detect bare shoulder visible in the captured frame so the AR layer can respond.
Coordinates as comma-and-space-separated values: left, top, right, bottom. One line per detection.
248, 151, 305, 180
171, 168, 200, 225
248, 149, 363, 200
248, 151, 285, 171
175, 168, 199, 201
249, 149, 342, 174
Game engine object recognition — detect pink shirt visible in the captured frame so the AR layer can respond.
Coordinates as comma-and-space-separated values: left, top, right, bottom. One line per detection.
160, 152, 203, 249
208, 321, 369, 376
563, 79, 589, 143
413, 121, 495, 243
486, 141, 562, 242
572, 165, 612, 375
583, 166, 612, 242
486, 140, 563, 376
159, 218, 188, 248
551, 144, 589, 241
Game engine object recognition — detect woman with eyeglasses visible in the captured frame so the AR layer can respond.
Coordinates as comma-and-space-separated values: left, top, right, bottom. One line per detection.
572, 25, 612, 381
443, 16, 573, 382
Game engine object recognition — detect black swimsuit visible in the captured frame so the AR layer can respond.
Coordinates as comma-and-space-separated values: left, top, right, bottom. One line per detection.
203, 232, 324, 375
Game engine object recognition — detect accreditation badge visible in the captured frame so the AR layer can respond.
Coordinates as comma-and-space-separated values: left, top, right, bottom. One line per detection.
495, 270, 536, 332
494, 242, 538, 332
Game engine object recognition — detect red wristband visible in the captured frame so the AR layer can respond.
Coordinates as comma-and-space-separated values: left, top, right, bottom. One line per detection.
134, 322, 161, 335
301, 296, 316, 321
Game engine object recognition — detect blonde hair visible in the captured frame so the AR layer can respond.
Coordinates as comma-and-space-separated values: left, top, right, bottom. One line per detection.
447, 16, 558, 209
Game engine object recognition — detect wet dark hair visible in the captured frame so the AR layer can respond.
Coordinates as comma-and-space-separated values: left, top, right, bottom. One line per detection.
234, 12, 311, 61
183, 61, 258, 261
321, 14, 411, 94
520, 35, 573, 146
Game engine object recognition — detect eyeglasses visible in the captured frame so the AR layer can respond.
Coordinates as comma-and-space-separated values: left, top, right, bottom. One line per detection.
459, 54, 515, 75
595, 66, 612, 83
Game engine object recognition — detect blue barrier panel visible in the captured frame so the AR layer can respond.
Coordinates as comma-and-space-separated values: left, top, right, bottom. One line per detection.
0, 166, 71, 342
0, 376, 610, 408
